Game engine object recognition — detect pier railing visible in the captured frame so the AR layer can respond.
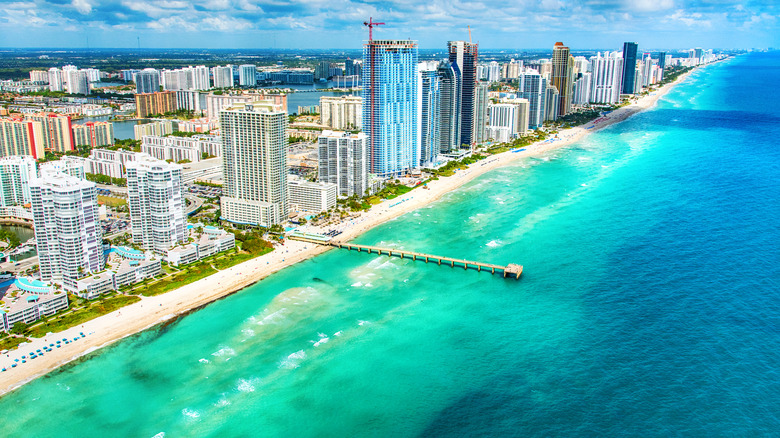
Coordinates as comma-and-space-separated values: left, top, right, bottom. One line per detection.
288, 236, 522, 279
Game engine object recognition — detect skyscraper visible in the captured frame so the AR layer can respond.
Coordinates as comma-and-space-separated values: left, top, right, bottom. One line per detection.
239, 65, 257, 87
318, 130, 369, 197
135, 69, 161, 94
518, 69, 547, 130
25, 113, 75, 153
551, 42, 574, 117
437, 60, 461, 153
220, 102, 288, 226
0, 156, 37, 207
472, 81, 489, 145
448, 41, 478, 146
621, 42, 639, 94
418, 64, 440, 166
48, 68, 63, 92
362, 39, 419, 176
589, 51, 624, 104
67, 70, 90, 95
657, 51, 667, 77
30, 172, 104, 288
212, 66, 234, 89
0, 117, 45, 158
126, 155, 186, 255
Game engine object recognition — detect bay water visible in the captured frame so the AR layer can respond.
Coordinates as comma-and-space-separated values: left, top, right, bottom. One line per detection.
1, 52, 779, 436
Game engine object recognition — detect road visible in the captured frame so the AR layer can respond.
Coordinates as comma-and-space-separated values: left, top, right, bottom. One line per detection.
96, 183, 203, 216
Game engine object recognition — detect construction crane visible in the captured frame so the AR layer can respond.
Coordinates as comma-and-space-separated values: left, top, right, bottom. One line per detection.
468, 25, 472, 43
363, 17, 385, 41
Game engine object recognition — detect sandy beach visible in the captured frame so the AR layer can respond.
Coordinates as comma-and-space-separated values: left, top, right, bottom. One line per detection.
0, 67, 700, 396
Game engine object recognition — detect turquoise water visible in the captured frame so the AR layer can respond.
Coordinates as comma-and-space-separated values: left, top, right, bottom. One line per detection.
2, 53, 779, 436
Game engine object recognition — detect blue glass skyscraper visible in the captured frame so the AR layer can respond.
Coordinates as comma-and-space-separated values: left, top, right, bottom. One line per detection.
621, 42, 639, 95
362, 39, 419, 177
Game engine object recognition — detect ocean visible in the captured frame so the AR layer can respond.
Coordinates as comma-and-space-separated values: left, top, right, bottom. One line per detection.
1, 52, 779, 437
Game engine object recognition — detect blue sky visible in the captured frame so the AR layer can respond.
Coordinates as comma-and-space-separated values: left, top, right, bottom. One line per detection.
1, 0, 777, 50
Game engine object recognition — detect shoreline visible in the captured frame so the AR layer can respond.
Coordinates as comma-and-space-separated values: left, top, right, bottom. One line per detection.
0, 63, 711, 396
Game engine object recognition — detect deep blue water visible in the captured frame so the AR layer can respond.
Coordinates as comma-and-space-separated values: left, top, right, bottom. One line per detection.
0, 52, 778, 437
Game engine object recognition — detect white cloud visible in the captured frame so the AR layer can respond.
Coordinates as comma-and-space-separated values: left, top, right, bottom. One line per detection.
72, 0, 93, 14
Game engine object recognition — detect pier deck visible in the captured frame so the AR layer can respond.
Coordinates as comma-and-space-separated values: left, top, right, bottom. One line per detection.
288, 236, 522, 279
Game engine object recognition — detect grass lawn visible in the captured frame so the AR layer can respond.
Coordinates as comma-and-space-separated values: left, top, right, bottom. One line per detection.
139, 263, 217, 297
27, 294, 141, 338
98, 195, 127, 207
212, 247, 273, 271
0, 335, 29, 352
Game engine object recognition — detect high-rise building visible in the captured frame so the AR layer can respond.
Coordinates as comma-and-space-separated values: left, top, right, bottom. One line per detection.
238, 65, 257, 87
191, 66, 210, 91
29, 70, 49, 83
345, 59, 362, 77
288, 177, 337, 213
418, 63, 440, 166
126, 155, 186, 255
135, 91, 177, 118
545, 85, 560, 122
319, 95, 362, 130
25, 113, 75, 153
66, 70, 90, 95
212, 66, 234, 89
518, 69, 547, 129
448, 41, 478, 146
220, 102, 288, 227
48, 68, 63, 92
72, 121, 114, 148
472, 81, 489, 145
362, 39, 419, 176
30, 172, 104, 289
502, 60, 522, 81
437, 60, 461, 153
134, 121, 174, 140
206, 93, 287, 121
657, 51, 667, 76
0, 156, 37, 207
315, 61, 331, 80
486, 97, 530, 143
318, 130, 369, 198
135, 69, 161, 94
551, 42, 574, 117
121, 69, 141, 82
572, 73, 592, 106
589, 51, 624, 105
621, 42, 639, 94
0, 117, 45, 158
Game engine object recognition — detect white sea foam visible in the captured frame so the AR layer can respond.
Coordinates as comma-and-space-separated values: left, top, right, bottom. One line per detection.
241, 328, 255, 338
351, 282, 363, 287
211, 347, 236, 357
182, 408, 200, 419
486, 240, 502, 248
312, 333, 330, 347
213, 396, 231, 407
279, 350, 306, 369
237, 378, 257, 392
151, 433, 165, 438
258, 308, 287, 325
358, 320, 370, 326
334, 331, 343, 337
364, 282, 373, 287
199, 358, 209, 364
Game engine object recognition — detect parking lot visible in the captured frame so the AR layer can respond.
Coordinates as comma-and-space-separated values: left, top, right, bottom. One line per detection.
187, 185, 222, 198
101, 218, 129, 235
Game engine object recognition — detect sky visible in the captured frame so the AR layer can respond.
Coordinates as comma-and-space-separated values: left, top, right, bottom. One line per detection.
0, 0, 778, 50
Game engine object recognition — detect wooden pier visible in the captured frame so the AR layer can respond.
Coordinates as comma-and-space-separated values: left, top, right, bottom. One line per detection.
288, 236, 523, 279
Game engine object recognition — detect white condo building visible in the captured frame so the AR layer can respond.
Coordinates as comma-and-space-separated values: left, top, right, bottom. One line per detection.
288, 177, 337, 213
318, 130, 369, 197
0, 156, 37, 207
239, 65, 257, 87
30, 172, 104, 289
589, 52, 623, 105
141, 135, 222, 163
220, 102, 288, 227
48, 68, 63, 92
126, 155, 187, 255
319, 95, 362, 130
486, 98, 530, 143
212, 66, 234, 89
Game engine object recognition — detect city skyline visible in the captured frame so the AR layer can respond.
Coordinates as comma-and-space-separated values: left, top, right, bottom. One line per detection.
1, 1, 778, 50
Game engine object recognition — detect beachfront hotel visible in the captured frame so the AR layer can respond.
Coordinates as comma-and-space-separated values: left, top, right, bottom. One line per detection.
362, 39, 420, 177
126, 155, 187, 255
621, 42, 639, 95
517, 69, 548, 129
317, 130, 370, 198
418, 62, 441, 167
551, 42, 574, 117
219, 101, 288, 227
437, 60, 461, 153
30, 172, 105, 290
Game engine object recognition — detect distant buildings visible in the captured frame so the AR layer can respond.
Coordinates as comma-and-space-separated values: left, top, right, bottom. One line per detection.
48, 68, 63, 92
72, 121, 114, 148
126, 155, 187, 255
239, 65, 257, 87
161, 66, 210, 91
486, 98, 530, 143
30, 172, 104, 291
220, 101, 288, 227
318, 130, 370, 198
26, 112, 75, 153
141, 134, 222, 163
206, 93, 287, 121
448, 41, 478, 146
66, 70, 90, 95
135, 91, 176, 118
362, 39, 419, 177
212, 65, 234, 89
135, 69, 161, 94
621, 42, 639, 95
134, 120, 174, 140
320, 95, 362, 130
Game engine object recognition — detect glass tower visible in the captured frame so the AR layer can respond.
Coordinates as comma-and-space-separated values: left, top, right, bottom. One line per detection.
448, 41, 478, 146
621, 42, 639, 95
362, 39, 419, 177
418, 67, 440, 166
